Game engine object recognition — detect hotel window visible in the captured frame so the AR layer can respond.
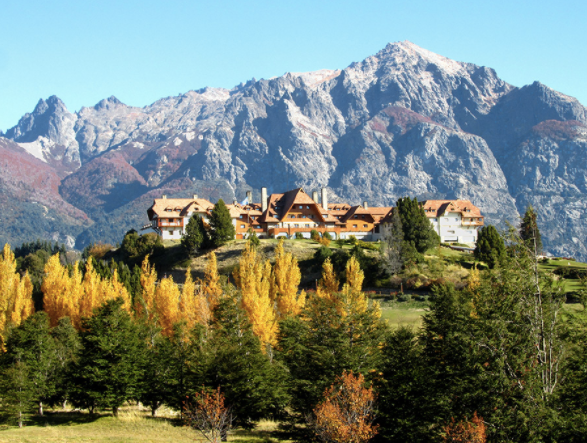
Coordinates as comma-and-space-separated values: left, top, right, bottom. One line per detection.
240, 225, 245, 228
294, 224, 299, 228
290, 215, 296, 218
353, 224, 357, 228
170, 231, 175, 235
305, 224, 310, 227
299, 205, 303, 209
306, 206, 310, 209
363, 224, 368, 228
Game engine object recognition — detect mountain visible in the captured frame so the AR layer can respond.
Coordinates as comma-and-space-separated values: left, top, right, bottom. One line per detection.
2, 41, 587, 259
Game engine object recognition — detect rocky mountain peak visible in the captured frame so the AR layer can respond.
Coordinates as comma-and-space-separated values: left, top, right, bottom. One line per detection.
3, 42, 587, 260
93, 95, 124, 110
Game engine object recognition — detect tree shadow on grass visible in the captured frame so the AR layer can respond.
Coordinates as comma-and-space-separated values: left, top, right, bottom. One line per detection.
25, 410, 104, 427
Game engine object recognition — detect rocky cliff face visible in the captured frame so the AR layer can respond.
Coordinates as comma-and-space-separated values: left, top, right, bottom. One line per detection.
3, 41, 587, 259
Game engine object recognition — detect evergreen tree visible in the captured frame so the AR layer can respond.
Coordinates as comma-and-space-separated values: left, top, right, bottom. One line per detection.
381, 209, 404, 275
209, 199, 235, 248
396, 197, 439, 253
474, 225, 506, 269
71, 298, 146, 415
2, 312, 58, 416
50, 317, 81, 408
206, 297, 290, 428
182, 215, 206, 256
276, 292, 385, 417
376, 327, 427, 443
0, 359, 34, 427
520, 204, 543, 254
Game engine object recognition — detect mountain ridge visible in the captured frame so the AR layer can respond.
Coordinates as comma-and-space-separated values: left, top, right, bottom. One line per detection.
2, 41, 587, 259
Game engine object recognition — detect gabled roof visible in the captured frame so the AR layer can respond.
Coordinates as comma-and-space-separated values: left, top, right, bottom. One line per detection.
148, 197, 213, 220
341, 206, 393, 223
420, 200, 483, 218
260, 188, 328, 223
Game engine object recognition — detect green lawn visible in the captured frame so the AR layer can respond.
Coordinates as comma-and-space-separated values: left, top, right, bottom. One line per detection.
379, 300, 429, 329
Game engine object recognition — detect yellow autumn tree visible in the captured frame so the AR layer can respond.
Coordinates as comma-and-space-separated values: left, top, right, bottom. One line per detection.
272, 239, 305, 318
0, 244, 34, 347
155, 276, 182, 336
181, 270, 211, 330
317, 258, 339, 300
202, 252, 223, 312
79, 259, 101, 323
340, 256, 369, 315
233, 242, 277, 350
136, 255, 157, 321
42, 254, 83, 328
44, 255, 132, 330
110, 269, 132, 313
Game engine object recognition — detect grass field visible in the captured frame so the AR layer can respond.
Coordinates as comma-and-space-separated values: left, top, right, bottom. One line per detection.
0, 408, 289, 443
379, 300, 429, 329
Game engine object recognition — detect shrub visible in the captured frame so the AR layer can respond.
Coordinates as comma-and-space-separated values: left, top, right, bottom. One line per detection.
311, 230, 320, 242
320, 237, 331, 247
349, 235, 358, 245
323, 232, 333, 241
295, 232, 304, 240
315, 246, 333, 263
397, 294, 412, 302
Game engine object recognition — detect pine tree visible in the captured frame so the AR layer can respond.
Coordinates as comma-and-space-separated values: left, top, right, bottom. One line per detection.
209, 199, 236, 247
520, 204, 543, 254
396, 197, 439, 253
381, 209, 404, 275
2, 312, 58, 416
206, 297, 290, 428
0, 359, 34, 427
182, 214, 206, 256
272, 239, 305, 318
71, 298, 146, 416
474, 225, 506, 269
233, 243, 277, 350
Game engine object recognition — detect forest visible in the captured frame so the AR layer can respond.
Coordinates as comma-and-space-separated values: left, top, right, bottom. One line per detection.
1, 208, 587, 443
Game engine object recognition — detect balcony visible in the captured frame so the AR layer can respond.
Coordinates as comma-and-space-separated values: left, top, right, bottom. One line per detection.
157, 220, 183, 228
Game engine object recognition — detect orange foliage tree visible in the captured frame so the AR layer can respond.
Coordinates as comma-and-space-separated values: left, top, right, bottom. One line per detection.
0, 244, 34, 347
443, 412, 487, 443
313, 371, 378, 443
272, 239, 305, 318
233, 242, 277, 350
183, 387, 232, 443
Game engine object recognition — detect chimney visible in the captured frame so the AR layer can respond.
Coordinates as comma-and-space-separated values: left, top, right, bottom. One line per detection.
321, 188, 328, 211
261, 187, 268, 212
246, 190, 252, 203
162, 195, 167, 199
363, 201, 368, 209
233, 200, 238, 205
312, 190, 319, 203
193, 194, 198, 200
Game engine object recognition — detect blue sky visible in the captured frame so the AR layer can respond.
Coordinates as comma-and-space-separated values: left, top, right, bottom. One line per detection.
1, 0, 586, 132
